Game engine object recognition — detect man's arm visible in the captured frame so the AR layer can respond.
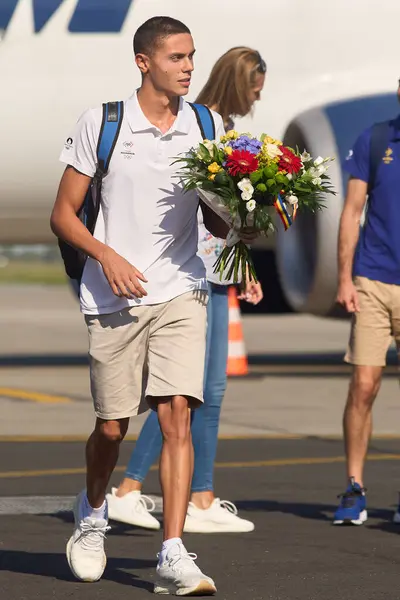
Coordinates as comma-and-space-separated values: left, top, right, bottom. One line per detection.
199, 201, 229, 239
50, 166, 147, 298
336, 177, 368, 312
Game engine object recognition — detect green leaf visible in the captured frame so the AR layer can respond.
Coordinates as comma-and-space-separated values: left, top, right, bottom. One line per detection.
214, 171, 229, 186
197, 144, 212, 163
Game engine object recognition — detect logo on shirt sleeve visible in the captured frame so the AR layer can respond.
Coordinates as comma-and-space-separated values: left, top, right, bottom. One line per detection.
345, 149, 353, 161
64, 137, 73, 150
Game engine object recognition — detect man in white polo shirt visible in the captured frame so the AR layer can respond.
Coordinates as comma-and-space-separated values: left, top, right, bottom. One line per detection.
50, 16, 232, 595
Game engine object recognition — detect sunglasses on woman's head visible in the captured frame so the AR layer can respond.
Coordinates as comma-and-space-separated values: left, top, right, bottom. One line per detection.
255, 53, 267, 74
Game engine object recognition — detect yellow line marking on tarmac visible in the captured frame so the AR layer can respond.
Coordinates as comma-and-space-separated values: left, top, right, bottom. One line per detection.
0, 434, 305, 443
1, 433, 400, 443
0, 453, 400, 479
0, 388, 72, 404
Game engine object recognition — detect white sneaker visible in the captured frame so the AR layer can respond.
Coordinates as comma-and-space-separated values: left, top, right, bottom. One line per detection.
154, 542, 216, 596
106, 487, 161, 530
183, 498, 255, 533
66, 490, 110, 582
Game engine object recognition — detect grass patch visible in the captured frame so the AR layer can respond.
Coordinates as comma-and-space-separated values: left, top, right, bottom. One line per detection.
0, 261, 67, 285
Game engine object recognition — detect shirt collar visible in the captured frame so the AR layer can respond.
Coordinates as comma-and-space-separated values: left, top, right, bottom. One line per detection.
125, 90, 192, 135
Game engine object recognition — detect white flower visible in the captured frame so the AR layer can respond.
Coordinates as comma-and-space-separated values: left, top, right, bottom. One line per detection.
301, 151, 311, 162
286, 194, 298, 206
308, 165, 326, 178
286, 173, 293, 180
237, 178, 254, 201
312, 177, 322, 186
246, 199, 256, 212
265, 143, 283, 159
241, 190, 253, 201
237, 178, 253, 192
314, 156, 324, 166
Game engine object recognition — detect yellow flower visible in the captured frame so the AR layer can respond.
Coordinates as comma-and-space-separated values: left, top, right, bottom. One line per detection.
208, 162, 221, 174
263, 135, 283, 146
226, 130, 238, 139
208, 174, 216, 181
225, 146, 233, 156
220, 130, 239, 143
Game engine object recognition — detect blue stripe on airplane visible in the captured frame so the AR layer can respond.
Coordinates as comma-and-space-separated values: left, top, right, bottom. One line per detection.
0, 0, 18, 32
33, 0, 64, 32
68, 0, 133, 33
0, 0, 134, 34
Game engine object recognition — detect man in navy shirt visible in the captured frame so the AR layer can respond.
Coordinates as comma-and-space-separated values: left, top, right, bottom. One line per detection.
334, 82, 400, 525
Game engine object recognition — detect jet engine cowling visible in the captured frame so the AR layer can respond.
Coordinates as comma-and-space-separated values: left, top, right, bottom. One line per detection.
275, 93, 399, 316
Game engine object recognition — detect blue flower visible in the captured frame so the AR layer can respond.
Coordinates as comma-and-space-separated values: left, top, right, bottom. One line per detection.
229, 135, 262, 155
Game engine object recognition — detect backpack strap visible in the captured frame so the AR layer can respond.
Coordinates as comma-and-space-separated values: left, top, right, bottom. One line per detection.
82, 101, 124, 228
189, 103, 216, 140
368, 120, 390, 194
96, 100, 124, 174
58, 101, 124, 284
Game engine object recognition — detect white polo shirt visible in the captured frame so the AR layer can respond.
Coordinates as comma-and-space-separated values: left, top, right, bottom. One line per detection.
59, 91, 224, 315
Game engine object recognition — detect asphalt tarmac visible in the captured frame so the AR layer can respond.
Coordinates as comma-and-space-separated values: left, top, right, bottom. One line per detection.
1, 437, 400, 599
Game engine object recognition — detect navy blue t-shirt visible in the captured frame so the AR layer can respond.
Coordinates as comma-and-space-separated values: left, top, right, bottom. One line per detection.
343, 116, 400, 284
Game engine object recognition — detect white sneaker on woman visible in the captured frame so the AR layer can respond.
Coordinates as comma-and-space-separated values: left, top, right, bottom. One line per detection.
154, 542, 216, 596
106, 487, 161, 530
66, 490, 110, 582
183, 498, 255, 533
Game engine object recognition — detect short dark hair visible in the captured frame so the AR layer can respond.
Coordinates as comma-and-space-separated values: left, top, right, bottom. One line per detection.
133, 16, 191, 56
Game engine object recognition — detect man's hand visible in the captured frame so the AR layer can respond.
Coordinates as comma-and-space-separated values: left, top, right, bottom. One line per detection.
99, 247, 148, 298
237, 227, 260, 244
336, 279, 360, 313
238, 278, 264, 305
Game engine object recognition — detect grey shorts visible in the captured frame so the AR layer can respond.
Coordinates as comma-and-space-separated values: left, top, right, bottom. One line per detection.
85, 290, 208, 420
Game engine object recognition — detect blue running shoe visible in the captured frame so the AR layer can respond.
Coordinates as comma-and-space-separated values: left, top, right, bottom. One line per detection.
333, 477, 367, 525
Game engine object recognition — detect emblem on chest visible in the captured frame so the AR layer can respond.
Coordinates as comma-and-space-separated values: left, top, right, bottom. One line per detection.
382, 147, 394, 164
120, 140, 135, 159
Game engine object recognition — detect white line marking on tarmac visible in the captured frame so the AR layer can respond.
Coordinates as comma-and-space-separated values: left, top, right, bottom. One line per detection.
0, 495, 163, 516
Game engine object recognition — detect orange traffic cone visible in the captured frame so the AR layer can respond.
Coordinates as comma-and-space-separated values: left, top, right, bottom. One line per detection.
226, 286, 249, 376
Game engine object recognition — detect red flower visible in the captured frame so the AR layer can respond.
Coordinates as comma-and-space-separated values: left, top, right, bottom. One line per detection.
226, 150, 259, 176
278, 147, 302, 174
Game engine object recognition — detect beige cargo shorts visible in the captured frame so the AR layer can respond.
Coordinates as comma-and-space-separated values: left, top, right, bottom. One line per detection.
84, 290, 208, 420
344, 276, 400, 366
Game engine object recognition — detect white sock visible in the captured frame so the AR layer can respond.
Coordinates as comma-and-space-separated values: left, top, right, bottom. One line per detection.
81, 493, 107, 521
158, 537, 183, 565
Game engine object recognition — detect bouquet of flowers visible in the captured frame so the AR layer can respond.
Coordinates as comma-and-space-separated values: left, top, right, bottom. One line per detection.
174, 130, 335, 283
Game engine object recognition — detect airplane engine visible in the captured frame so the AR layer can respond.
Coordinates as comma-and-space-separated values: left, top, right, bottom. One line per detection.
275, 93, 399, 316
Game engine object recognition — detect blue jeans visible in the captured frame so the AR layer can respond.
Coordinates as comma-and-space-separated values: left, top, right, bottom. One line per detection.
125, 283, 229, 492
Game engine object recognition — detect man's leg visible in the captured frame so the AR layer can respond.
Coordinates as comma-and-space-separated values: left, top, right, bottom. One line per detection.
157, 396, 193, 540
343, 365, 382, 486
86, 417, 130, 508
334, 276, 390, 526
67, 418, 129, 582
147, 291, 216, 595
105, 410, 163, 530
67, 307, 150, 580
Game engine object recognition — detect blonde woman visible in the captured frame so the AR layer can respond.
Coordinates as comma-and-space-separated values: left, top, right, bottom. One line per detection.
106, 47, 266, 533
